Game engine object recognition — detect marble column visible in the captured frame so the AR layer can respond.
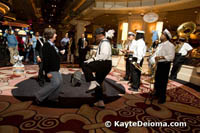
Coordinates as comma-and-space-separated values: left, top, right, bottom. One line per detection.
70, 20, 90, 56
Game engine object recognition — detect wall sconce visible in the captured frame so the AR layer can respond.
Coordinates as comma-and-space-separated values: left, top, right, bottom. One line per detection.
87, 34, 92, 39
156, 21, 164, 39
121, 22, 128, 40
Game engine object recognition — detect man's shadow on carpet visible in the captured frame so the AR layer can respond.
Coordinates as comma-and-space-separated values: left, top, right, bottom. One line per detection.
12, 74, 125, 108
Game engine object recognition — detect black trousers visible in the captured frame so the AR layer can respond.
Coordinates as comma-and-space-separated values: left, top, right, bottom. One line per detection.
170, 54, 185, 79
38, 62, 44, 82
82, 60, 112, 101
154, 61, 171, 101
79, 49, 87, 66
130, 57, 144, 90
124, 55, 131, 79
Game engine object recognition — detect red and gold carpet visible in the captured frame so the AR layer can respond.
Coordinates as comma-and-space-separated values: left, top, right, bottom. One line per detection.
0, 65, 200, 133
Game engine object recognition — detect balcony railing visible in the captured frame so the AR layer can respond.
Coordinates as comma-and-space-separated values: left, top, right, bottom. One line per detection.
95, 0, 181, 8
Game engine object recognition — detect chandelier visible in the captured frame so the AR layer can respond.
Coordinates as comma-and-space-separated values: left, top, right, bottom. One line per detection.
0, 2, 10, 17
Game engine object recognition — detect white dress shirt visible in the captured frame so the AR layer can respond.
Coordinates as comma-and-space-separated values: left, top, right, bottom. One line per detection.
129, 39, 137, 52
178, 42, 193, 56
149, 44, 161, 65
94, 38, 112, 61
133, 39, 147, 64
157, 40, 175, 62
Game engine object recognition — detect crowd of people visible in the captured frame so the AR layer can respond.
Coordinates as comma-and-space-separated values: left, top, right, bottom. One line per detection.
122, 29, 193, 104
1, 26, 193, 107
2, 28, 90, 66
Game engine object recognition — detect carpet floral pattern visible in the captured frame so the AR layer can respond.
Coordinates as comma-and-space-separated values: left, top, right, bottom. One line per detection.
0, 65, 200, 133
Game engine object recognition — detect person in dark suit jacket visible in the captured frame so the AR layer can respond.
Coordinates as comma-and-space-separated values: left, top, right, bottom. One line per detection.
78, 33, 89, 66
35, 32, 45, 86
34, 28, 65, 104
67, 36, 75, 64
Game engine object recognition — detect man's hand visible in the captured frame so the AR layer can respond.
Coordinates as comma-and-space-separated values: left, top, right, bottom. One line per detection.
47, 73, 52, 78
155, 56, 164, 62
120, 49, 127, 53
60, 50, 65, 55
84, 58, 94, 64
37, 57, 41, 63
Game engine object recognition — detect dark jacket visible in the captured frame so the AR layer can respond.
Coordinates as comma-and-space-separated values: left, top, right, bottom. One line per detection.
42, 41, 60, 73
78, 38, 88, 51
35, 38, 44, 58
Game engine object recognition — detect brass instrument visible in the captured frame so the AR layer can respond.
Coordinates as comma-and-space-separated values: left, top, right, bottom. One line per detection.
132, 61, 142, 72
177, 21, 196, 38
68, 38, 72, 55
147, 43, 161, 83
121, 40, 143, 71
177, 21, 199, 57
120, 40, 131, 60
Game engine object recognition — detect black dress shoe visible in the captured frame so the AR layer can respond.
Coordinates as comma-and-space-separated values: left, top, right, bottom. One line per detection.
128, 88, 138, 92
158, 99, 166, 104
152, 95, 159, 99
85, 86, 100, 93
169, 76, 176, 80
32, 98, 42, 105
45, 77, 50, 82
93, 102, 105, 109
123, 77, 129, 81
94, 105, 105, 109
38, 81, 44, 87
128, 81, 132, 85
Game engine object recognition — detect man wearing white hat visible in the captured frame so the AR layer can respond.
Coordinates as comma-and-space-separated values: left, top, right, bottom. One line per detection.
128, 30, 147, 92
121, 32, 136, 81
170, 37, 193, 79
153, 29, 175, 104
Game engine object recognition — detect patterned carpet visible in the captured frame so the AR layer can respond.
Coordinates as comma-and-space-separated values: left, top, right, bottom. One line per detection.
0, 65, 200, 133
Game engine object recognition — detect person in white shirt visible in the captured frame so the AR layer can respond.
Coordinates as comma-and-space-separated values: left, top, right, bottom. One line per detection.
82, 28, 112, 108
121, 32, 136, 81
128, 30, 147, 92
154, 29, 175, 104
170, 37, 193, 79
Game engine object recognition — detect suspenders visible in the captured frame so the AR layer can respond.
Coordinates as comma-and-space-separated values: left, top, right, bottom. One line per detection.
97, 39, 110, 55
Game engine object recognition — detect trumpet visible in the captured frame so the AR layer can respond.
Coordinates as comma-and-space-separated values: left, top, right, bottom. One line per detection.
132, 61, 142, 71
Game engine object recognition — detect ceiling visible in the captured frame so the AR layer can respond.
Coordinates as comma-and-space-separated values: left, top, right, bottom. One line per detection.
76, 0, 200, 21
0, 0, 93, 27
1, 0, 200, 31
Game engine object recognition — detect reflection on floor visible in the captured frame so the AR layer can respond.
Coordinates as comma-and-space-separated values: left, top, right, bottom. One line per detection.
0, 65, 200, 132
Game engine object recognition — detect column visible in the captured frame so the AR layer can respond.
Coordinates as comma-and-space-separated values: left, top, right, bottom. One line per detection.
70, 20, 90, 56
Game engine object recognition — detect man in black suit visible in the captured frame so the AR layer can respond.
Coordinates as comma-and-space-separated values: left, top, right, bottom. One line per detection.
34, 28, 65, 104
78, 33, 89, 66
35, 32, 45, 86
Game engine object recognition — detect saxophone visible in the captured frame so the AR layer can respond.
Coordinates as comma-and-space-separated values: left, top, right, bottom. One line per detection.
148, 44, 160, 83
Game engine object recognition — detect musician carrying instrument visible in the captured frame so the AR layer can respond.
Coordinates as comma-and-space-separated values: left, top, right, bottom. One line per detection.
121, 40, 142, 71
